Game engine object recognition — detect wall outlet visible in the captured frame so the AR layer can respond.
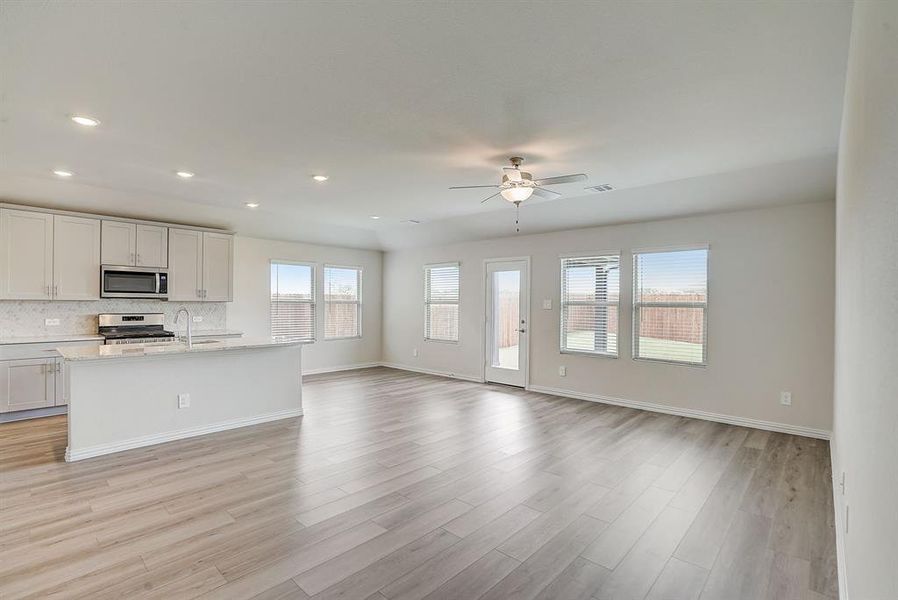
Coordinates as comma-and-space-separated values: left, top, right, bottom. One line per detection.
178, 393, 190, 409
542, 299, 552, 310
192, 316, 203, 323
779, 391, 792, 406
412, 348, 418, 358
559, 366, 566, 377
44, 318, 60, 326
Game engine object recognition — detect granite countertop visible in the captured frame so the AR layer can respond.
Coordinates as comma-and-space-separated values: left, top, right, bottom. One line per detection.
0, 334, 105, 345
186, 329, 244, 337
58, 337, 302, 362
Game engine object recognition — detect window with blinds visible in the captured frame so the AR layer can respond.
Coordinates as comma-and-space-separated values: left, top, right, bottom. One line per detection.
324, 266, 362, 339
633, 247, 708, 365
424, 263, 460, 342
561, 254, 620, 356
270, 261, 315, 342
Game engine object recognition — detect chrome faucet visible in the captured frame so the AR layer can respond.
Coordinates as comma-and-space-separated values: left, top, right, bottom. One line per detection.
175, 307, 192, 347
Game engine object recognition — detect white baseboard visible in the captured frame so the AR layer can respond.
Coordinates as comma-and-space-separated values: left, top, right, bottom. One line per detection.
379, 362, 483, 383
303, 362, 381, 376
0, 405, 67, 423
526, 384, 832, 440
830, 437, 849, 600
65, 408, 304, 462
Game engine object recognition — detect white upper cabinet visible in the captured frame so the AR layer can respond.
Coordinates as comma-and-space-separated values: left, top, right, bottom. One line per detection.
53, 215, 100, 300
202, 232, 233, 302
100, 221, 136, 266
136, 224, 168, 268
168, 228, 203, 301
168, 228, 233, 302
0, 209, 54, 300
101, 221, 168, 267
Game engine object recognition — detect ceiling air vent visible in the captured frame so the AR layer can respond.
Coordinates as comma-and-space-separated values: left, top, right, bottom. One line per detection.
585, 184, 615, 193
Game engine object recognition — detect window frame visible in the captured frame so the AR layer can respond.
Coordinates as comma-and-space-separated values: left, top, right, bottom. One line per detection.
269, 259, 317, 343
424, 261, 460, 344
631, 244, 710, 367
559, 251, 621, 358
323, 264, 363, 341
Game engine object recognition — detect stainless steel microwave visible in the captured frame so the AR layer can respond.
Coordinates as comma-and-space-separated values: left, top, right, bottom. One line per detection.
101, 265, 168, 299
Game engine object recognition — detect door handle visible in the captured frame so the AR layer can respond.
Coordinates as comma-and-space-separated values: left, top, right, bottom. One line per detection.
518, 328, 526, 333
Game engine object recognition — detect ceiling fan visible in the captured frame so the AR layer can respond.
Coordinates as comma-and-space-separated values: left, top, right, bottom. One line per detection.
449, 156, 587, 205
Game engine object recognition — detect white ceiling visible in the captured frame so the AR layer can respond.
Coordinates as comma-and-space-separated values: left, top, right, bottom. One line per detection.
0, 1, 852, 250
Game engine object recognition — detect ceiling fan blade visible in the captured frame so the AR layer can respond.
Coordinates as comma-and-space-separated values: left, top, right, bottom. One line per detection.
531, 187, 562, 199
533, 173, 587, 186
480, 192, 501, 204
449, 185, 499, 190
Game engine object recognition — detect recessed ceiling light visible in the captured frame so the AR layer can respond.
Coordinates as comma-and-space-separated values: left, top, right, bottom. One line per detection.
53, 169, 74, 178
176, 171, 195, 179
312, 175, 329, 182
369, 215, 380, 220
245, 202, 260, 209
71, 115, 100, 127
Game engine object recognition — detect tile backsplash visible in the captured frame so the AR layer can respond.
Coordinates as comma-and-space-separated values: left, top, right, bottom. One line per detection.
0, 300, 227, 338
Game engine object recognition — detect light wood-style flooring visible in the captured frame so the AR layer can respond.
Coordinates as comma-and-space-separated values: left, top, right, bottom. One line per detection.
0, 367, 838, 599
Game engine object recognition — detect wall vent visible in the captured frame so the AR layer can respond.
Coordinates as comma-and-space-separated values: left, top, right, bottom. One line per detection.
585, 184, 615, 193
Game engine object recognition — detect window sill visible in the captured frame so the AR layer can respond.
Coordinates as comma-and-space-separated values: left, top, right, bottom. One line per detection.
633, 356, 707, 368
560, 349, 618, 359
324, 335, 362, 341
424, 338, 459, 345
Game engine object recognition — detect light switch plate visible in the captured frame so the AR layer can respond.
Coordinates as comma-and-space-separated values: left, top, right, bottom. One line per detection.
542, 299, 552, 310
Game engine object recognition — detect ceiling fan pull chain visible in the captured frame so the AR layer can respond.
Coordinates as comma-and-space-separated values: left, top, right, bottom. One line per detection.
514, 201, 521, 233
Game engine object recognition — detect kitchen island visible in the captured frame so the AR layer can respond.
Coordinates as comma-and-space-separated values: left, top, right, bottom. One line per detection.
58, 337, 303, 461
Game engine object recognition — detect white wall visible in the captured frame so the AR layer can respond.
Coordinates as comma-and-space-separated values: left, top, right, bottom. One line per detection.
832, 2, 898, 598
229, 235, 382, 374
383, 202, 835, 433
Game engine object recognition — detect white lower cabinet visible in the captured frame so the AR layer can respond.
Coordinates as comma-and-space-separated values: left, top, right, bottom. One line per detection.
0, 358, 56, 413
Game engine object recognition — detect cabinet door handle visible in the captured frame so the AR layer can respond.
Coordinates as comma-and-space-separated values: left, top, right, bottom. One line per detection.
197, 289, 201, 298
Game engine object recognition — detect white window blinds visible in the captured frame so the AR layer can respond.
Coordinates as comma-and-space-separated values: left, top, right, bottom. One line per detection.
324, 266, 362, 339
633, 247, 709, 365
424, 263, 459, 342
561, 254, 620, 356
270, 261, 315, 342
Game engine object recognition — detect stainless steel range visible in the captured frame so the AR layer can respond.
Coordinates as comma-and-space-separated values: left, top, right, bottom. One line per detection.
98, 313, 176, 345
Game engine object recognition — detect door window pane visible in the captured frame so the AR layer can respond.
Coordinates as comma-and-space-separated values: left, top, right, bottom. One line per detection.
491, 270, 521, 370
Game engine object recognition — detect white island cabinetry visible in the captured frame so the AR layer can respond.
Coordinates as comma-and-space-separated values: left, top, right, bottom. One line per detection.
60, 338, 302, 461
